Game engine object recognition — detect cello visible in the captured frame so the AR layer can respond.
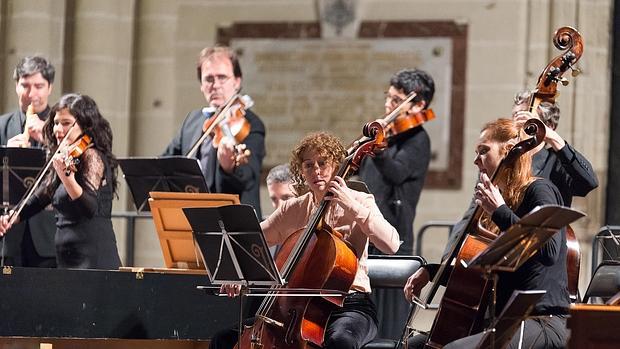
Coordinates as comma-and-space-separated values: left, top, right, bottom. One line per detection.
397, 26, 584, 349
235, 121, 386, 349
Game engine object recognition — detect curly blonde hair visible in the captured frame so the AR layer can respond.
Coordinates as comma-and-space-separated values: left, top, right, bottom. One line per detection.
289, 132, 346, 195
479, 118, 536, 233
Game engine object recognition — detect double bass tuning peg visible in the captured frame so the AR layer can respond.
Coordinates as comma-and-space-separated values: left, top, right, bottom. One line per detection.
571, 67, 582, 77
560, 77, 570, 86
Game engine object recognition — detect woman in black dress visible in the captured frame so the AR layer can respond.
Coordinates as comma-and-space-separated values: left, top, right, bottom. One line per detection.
0, 93, 121, 269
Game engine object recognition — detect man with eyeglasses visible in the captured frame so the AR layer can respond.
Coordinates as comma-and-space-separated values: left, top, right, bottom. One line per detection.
163, 46, 266, 218
357, 68, 435, 339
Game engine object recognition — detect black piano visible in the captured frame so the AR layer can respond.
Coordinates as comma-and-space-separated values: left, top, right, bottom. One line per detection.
0, 266, 238, 347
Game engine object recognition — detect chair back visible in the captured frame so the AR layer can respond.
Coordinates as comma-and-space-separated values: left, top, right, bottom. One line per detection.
367, 255, 425, 289
583, 260, 620, 304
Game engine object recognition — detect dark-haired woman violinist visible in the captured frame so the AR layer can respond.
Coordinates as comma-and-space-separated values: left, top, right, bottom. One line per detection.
0, 93, 121, 270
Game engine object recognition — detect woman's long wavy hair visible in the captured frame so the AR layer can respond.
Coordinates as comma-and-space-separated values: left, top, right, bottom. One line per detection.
479, 118, 536, 233
289, 132, 346, 196
42, 93, 119, 195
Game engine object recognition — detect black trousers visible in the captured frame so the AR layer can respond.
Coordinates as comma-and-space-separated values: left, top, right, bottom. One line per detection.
209, 292, 378, 349
407, 315, 567, 349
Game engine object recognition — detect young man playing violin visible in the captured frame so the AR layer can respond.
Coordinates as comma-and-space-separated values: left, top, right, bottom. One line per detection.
0, 56, 57, 268
357, 69, 434, 339
210, 132, 400, 349
162, 45, 266, 218
358, 69, 434, 256
404, 119, 569, 349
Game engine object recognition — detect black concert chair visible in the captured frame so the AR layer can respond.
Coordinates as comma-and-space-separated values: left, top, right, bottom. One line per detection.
582, 260, 620, 304
361, 255, 425, 349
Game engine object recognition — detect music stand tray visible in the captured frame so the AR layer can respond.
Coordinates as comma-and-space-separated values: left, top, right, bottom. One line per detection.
476, 290, 546, 349
148, 191, 239, 270
0, 147, 45, 208
183, 205, 283, 287
467, 205, 586, 273
118, 156, 207, 213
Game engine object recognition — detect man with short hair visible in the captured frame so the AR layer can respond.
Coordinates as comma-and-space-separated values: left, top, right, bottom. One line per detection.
266, 164, 295, 210
163, 46, 265, 218
0, 55, 57, 267
512, 91, 598, 207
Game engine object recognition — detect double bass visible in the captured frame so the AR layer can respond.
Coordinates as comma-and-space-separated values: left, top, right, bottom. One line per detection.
235, 121, 386, 349
398, 26, 584, 349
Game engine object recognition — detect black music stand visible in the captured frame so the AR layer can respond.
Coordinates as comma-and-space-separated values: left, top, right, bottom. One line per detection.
118, 156, 207, 213
0, 147, 45, 209
183, 205, 283, 287
183, 204, 283, 343
465, 204, 585, 349
184, 205, 347, 343
475, 290, 546, 349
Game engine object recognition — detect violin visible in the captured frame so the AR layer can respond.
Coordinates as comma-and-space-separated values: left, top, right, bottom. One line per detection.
387, 108, 435, 138
186, 94, 253, 166
347, 92, 417, 155
61, 134, 93, 176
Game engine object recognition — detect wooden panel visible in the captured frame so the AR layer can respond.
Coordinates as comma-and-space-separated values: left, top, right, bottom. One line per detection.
567, 304, 620, 349
148, 192, 239, 268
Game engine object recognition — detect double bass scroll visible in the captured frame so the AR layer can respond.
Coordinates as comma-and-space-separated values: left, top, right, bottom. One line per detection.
529, 26, 583, 111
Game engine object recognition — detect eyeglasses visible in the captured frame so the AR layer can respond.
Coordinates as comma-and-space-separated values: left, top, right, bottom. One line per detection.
203, 74, 232, 85
385, 91, 406, 108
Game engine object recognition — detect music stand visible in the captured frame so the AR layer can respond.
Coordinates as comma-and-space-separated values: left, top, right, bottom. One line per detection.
475, 290, 546, 349
118, 156, 207, 213
466, 204, 585, 349
0, 147, 45, 209
184, 205, 284, 343
148, 191, 239, 270
183, 205, 283, 287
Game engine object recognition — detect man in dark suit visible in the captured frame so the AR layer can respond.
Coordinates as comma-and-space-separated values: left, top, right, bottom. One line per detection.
0, 55, 57, 267
357, 69, 434, 340
163, 46, 265, 218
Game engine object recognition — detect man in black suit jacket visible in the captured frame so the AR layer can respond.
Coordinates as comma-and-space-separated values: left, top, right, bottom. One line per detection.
163, 46, 265, 219
0, 56, 57, 267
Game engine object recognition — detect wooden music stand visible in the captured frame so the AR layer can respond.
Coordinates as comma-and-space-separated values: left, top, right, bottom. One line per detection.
148, 191, 239, 271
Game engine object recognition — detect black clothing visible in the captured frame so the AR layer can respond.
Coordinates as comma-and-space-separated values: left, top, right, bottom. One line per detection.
491, 179, 569, 316
443, 315, 567, 349
358, 127, 430, 340
0, 107, 56, 267
162, 108, 265, 219
20, 148, 121, 269
359, 127, 430, 255
410, 179, 568, 349
531, 143, 598, 207
209, 292, 378, 349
